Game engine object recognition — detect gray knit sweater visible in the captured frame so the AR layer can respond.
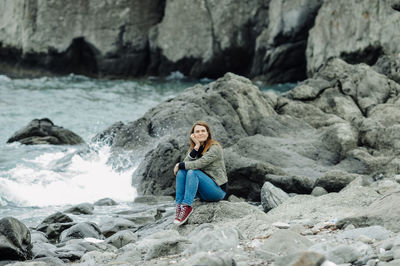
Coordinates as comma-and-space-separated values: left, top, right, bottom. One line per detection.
183, 143, 228, 186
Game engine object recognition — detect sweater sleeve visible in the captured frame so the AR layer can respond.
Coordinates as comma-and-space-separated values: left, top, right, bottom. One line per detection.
184, 144, 221, 170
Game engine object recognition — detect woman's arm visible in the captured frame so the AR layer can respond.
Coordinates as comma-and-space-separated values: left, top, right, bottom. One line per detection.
181, 144, 221, 170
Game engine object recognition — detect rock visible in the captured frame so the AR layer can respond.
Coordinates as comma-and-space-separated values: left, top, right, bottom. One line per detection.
258, 229, 313, 256
373, 54, 400, 84
379, 250, 394, 262
310, 244, 361, 265
314, 170, 358, 192
104, 230, 138, 249
91, 122, 125, 146
59, 222, 104, 243
30, 231, 48, 244
251, 0, 322, 84
274, 251, 325, 266
321, 123, 358, 160
264, 174, 316, 194
98, 218, 137, 238
64, 203, 94, 215
187, 225, 240, 254
31, 241, 57, 259
272, 222, 290, 229
75, 251, 118, 266
93, 198, 117, 206
336, 191, 400, 232
311, 186, 328, 196
260, 182, 290, 212
36, 222, 76, 244
38, 212, 73, 225
0, 217, 32, 260
150, 0, 267, 79
338, 226, 393, 242
134, 230, 188, 260
0, 1, 164, 78
6, 118, 84, 145
307, 0, 400, 75
176, 251, 235, 266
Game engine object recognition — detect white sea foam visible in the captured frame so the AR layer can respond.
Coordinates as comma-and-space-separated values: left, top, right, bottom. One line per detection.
0, 146, 137, 207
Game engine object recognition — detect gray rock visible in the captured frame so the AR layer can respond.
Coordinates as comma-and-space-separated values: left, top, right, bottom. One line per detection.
93, 198, 117, 206
336, 191, 400, 232
59, 222, 104, 243
338, 226, 393, 241
36, 222, 76, 244
0, 217, 32, 260
314, 170, 358, 192
379, 250, 394, 262
64, 203, 94, 215
30, 231, 48, 244
177, 251, 235, 266
373, 54, 400, 84
260, 181, 290, 212
310, 244, 361, 265
311, 186, 328, 196
7, 118, 84, 145
187, 225, 240, 254
38, 212, 73, 225
99, 217, 137, 238
31, 241, 57, 259
251, 0, 322, 84
104, 230, 138, 249
307, 0, 400, 75
258, 229, 312, 256
274, 251, 325, 266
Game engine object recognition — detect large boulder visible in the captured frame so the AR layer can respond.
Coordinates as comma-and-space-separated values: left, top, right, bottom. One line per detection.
0, 217, 32, 261
307, 0, 400, 75
7, 118, 84, 145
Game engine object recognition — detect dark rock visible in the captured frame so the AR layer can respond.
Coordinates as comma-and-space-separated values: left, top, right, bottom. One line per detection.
93, 198, 118, 206
99, 218, 137, 238
64, 203, 94, 215
91, 121, 125, 146
314, 170, 358, 192
7, 118, 84, 145
36, 222, 76, 244
0, 217, 32, 261
105, 230, 138, 249
59, 222, 104, 243
39, 212, 73, 225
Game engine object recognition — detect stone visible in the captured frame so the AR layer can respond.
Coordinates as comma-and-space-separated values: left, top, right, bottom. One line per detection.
99, 218, 137, 238
0, 217, 32, 260
59, 222, 104, 243
7, 118, 84, 145
64, 203, 94, 215
93, 198, 117, 206
258, 229, 312, 256
272, 222, 290, 229
311, 186, 328, 196
261, 182, 290, 212
314, 170, 359, 192
38, 212, 73, 225
104, 230, 138, 249
274, 251, 325, 266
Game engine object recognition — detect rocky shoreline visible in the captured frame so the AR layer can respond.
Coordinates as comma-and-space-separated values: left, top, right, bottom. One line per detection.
2, 55, 400, 265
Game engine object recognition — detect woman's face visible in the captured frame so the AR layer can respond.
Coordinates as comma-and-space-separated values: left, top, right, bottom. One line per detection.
193, 125, 209, 144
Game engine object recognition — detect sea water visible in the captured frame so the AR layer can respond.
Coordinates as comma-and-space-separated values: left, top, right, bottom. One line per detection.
0, 72, 295, 227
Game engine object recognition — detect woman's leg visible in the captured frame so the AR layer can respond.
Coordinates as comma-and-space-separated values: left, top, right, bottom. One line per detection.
175, 170, 187, 205
182, 170, 226, 206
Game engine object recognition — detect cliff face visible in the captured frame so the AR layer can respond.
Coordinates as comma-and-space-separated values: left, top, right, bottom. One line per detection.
1, 0, 400, 84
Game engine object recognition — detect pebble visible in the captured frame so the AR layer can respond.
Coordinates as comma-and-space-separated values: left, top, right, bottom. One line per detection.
272, 222, 290, 229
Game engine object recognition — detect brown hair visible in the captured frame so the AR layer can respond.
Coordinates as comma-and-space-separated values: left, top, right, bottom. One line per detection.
188, 121, 220, 155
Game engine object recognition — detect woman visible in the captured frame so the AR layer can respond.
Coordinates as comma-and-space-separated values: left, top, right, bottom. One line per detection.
173, 121, 228, 226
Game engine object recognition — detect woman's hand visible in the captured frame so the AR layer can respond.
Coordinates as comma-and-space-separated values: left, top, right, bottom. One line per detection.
190, 134, 201, 149
173, 163, 179, 176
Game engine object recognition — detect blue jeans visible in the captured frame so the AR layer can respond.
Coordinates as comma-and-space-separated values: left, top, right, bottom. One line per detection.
175, 169, 226, 206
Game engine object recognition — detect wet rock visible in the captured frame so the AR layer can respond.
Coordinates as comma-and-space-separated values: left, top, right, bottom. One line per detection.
59, 222, 104, 243
98, 217, 137, 238
38, 212, 73, 226
36, 222, 76, 244
93, 198, 117, 206
64, 203, 94, 215
7, 118, 84, 145
260, 181, 290, 212
0, 217, 32, 261
31, 241, 57, 259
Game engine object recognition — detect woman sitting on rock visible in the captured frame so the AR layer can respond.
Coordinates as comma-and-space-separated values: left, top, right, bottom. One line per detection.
173, 121, 228, 226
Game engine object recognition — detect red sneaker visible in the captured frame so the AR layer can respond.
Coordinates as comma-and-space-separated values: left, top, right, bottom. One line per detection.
174, 204, 181, 224
176, 205, 193, 226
